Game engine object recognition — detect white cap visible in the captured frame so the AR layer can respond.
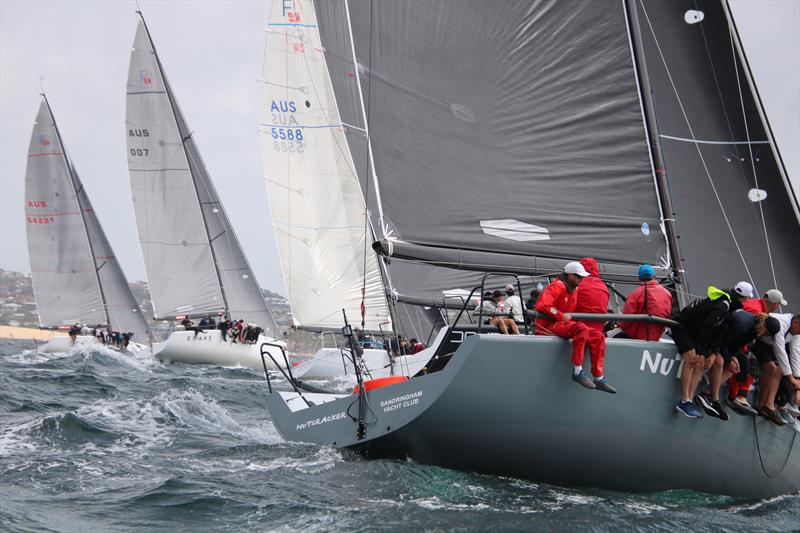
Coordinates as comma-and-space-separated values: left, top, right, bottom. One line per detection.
565, 261, 590, 277
505, 284, 515, 292
734, 281, 754, 298
765, 289, 788, 306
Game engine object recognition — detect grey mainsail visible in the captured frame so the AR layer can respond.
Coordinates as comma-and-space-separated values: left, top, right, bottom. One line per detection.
631, 0, 799, 303
126, 16, 280, 337
316, 0, 670, 279
25, 97, 154, 342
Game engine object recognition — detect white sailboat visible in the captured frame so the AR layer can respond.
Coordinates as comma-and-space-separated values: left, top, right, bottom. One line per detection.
260, 0, 430, 379
25, 96, 155, 353
125, 14, 286, 370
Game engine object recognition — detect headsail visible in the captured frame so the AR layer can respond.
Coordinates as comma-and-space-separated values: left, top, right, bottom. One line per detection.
127, 16, 281, 337
261, 0, 391, 330
25, 97, 154, 341
630, 0, 799, 303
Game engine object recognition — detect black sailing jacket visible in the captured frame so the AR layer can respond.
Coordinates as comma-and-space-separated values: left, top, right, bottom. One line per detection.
673, 289, 738, 356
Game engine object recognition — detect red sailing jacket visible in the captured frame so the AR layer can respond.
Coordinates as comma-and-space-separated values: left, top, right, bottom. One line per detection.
535, 278, 577, 335
742, 298, 767, 314
619, 280, 673, 340
574, 258, 609, 331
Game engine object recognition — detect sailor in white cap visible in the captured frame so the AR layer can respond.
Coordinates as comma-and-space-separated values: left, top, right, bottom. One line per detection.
534, 261, 616, 393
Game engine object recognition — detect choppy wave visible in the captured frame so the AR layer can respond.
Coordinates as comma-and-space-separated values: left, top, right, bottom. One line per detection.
1, 339, 798, 532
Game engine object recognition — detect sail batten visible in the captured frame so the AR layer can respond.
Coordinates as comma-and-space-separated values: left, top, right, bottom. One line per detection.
127, 16, 280, 335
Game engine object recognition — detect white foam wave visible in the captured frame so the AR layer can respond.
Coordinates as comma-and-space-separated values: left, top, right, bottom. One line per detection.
410, 496, 493, 512
75, 388, 281, 453
245, 446, 341, 473
0, 417, 42, 456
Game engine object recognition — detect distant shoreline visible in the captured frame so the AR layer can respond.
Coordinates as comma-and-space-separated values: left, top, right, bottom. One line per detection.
0, 325, 67, 341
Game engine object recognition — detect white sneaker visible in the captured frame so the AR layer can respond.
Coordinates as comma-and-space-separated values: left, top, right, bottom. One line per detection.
778, 407, 798, 427
729, 396, 757, 415
785, 403, 800, 417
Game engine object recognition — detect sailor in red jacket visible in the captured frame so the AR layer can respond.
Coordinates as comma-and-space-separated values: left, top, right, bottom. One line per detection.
574, 257, 609, 333
535, 261, 616, 393
742, 288, 785, 315
618, 264, 672, 341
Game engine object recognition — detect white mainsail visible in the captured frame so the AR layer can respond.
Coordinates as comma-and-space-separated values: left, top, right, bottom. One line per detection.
126, 16, 281, 337
261, 0, 391, 330
25, 97, 154, 342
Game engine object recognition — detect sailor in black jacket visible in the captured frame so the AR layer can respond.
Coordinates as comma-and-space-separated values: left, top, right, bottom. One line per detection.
671, 286, 739, 419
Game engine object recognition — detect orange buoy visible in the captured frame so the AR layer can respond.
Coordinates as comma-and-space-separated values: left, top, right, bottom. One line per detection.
353, 375, 408, 394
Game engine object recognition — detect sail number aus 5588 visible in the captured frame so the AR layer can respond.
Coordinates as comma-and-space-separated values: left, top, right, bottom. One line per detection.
271, 127, 303, 141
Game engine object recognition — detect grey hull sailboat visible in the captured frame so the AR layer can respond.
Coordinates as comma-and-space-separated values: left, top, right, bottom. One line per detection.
263, 0, 799, 497
125, 14, 286, 370
25, 96, 155, 352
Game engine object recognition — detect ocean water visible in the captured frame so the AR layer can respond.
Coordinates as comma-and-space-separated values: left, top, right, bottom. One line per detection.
1, 339, 798, 532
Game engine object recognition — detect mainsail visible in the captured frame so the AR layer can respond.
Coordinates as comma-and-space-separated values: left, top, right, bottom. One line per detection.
260, 0, 391, 330
126, 16, 281, 337
630, 0, 799, 303
314, 0, 672, 302
25, 96, 154, 342
313, 0, 797, 309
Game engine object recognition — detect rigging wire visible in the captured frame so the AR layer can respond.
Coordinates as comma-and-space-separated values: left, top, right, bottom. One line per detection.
727, 27, 778, 292
359, 0, 375, 330
638, 0, 756, 290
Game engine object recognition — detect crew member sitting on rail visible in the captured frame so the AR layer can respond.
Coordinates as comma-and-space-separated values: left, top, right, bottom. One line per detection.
617, 264, 672, 341
574, 257, 609, 333
758, 310, 800, 431
535, 262, 615, 393
742, 288, 784, 314
68, 323, 81, 344
504, 285, 524, 324
700, 310, 778, 421
473, 290, 519, 335
671, 285, 742, 419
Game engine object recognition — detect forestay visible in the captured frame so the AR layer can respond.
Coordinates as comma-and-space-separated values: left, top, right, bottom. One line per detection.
632, 0, 799, 303
315, 0, 670, 277
261, 0, 390, 330
26, 97, 154, 342
127, 17, 281, 336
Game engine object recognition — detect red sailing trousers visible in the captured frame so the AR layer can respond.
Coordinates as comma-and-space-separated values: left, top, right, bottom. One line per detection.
548, 320, 606, 377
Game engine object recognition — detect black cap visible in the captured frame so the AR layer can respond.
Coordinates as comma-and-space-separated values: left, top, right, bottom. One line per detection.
765, 316, 780, 336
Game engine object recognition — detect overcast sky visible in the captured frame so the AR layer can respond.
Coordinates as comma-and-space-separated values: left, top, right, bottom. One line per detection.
1, 0, 798, 298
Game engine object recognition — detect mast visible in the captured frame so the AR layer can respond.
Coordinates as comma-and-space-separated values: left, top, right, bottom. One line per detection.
42, 94, 112, 327
342, 0, 399, 331
623, 0, 688, 307
136, 12, 230, 316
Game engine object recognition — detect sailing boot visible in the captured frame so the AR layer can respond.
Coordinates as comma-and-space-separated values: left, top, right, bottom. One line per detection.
757, 406, 785, 427
593, 377, 617, 394
571, 371, 595, 389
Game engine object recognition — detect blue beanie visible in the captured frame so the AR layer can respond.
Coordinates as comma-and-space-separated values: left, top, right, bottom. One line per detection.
638, 264, 655, 280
